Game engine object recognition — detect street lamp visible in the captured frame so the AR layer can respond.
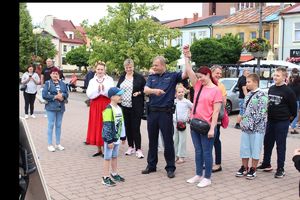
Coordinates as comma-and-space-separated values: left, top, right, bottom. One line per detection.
257, 3, 263, 76
32, 27, 43, 63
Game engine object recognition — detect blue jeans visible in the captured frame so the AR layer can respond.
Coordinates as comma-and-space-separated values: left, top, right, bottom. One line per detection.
191, 130, 215, 179
262, 119, 289, 169
46, 111, 64, 145
291, 101, 300, 129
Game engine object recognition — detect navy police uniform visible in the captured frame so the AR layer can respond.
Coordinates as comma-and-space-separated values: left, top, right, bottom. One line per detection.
145, 71, 183, 173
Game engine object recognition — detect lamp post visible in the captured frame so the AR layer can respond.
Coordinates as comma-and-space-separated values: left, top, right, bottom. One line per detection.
32, 27, 43, 64
257, 3, 263, 76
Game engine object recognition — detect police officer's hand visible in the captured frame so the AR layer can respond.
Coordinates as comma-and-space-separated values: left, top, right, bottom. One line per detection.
207, 129, 214, 139
153, 89, 165, 96
108, 143, 114, 149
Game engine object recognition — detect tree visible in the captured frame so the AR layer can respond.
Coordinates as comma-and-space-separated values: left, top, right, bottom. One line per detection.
85, 3, 181, 73
19, 3, 34, 71
190, 34, 243, 67
35, 34, 56, 64
219, 33, 243, 64
65, 45, 91, 71
163, 45, 181, 71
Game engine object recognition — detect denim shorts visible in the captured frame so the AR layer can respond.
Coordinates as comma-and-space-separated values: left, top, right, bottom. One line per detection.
240, 132, 264, 160
238, 98, 245, 115
103, 142, 120, 160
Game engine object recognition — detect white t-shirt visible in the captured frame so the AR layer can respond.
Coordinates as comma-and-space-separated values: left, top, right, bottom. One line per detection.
173, 98, 193, 122
111, 104, 125, 144
21, 72, 40, 94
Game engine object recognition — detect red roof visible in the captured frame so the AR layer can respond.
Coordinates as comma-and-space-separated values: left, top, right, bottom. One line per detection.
164, 16, 208, 28
280, 3, 300, 15
53, 19, 85, 44
239, 55, 254, 62
75, 26, 87, 43
214, 6, 280, 26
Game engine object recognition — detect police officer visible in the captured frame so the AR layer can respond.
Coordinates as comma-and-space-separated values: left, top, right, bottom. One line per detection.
142, 56, 187, 178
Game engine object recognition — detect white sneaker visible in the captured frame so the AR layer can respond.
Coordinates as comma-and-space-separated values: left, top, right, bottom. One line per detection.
25, 114, 29, 119
197, 178, 211, 188
186, 175, 202, 183
47, 145, 56, 152
125, 147, 135, 155
44, 114, 47, 118
55, 144, 65, 151
30, 114, 36, 118
136, 150, 144, 159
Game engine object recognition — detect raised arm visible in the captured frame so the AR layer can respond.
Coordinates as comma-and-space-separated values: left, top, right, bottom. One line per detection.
183, 45, 197, 87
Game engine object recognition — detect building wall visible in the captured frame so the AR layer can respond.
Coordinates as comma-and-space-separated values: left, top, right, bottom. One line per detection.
213, 23, 279, 57
278, 14, 300, 60
215, 3, 233, 16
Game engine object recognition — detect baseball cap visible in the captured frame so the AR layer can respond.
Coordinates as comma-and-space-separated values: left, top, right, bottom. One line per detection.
108, 87, 124, 98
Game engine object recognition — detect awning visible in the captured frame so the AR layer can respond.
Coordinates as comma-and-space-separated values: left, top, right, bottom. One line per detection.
239, 55, 254, 62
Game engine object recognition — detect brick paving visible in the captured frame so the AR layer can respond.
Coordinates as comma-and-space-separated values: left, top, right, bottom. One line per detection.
19, 91, 300, 200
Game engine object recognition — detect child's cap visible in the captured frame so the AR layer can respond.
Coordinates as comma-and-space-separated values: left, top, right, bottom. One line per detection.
108, 87, 124, 98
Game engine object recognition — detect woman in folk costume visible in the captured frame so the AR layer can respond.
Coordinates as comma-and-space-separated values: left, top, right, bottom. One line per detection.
85, 61, 114, 157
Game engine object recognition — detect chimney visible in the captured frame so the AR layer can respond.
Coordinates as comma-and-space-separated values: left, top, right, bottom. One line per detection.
183, 17, 188, 25
193, 13, 198, 21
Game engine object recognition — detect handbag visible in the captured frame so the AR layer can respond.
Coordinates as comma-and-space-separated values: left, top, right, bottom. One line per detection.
190, 85, 211, 134
20, 84, 27, 91
175, 102, 186, 131
221, 109, 229, 128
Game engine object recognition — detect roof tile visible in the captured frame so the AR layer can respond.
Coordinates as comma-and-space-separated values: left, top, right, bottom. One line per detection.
53, 19, 85, 44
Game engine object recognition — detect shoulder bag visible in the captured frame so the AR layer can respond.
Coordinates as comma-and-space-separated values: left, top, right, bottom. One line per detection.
190, 85, 211, 134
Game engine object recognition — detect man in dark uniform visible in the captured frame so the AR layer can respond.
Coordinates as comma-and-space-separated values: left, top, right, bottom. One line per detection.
41, 58, 64, 86
142, 56, 187, 178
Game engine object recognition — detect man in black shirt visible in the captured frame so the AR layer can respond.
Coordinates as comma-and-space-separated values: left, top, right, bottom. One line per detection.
234, 69, 250, 129
41, 58, 64, 86
257, 67, 297, 178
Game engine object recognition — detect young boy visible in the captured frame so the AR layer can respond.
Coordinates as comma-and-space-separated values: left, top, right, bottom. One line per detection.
235, 73, 268, 179
257, 67, 297, 178
102, 87, 126, 186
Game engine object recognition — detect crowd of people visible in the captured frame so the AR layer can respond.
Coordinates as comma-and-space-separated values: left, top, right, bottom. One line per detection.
20, 47, 300, 193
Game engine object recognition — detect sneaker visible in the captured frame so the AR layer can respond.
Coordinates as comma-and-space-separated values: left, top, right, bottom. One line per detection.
44, 114, 47, 118
274, 168, 285, 178
55, 144, 65, 151
197, 178, 211, 188
125, 147, 135, 155
25, 114, 29, 119
234, 123, 241, 129
110, 173, 125, 182
246, 167, 256, 180
102, 177, 116, 186
186, 175, 202, 183
30, 114, 36, 118
257, 163, 273, 172
136, 150, 144, 159
47, 145, 55, 152
291, 130, 299, 134
235, 165, 247, 177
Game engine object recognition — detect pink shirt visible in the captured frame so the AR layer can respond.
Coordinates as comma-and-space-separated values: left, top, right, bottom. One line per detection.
191, 81, 222, 124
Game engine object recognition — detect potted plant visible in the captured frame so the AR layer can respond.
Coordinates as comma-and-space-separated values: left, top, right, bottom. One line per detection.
243, 38, 271, 58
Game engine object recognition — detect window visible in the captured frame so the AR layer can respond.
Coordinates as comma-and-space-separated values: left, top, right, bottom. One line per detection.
198, 31, 207, 39
190, 32, 196, 44
294, 22, 300, 41
264, 30, 270, 40
71, 46, 75, 50
62, 57, 67, 65
250, 31, 256, 39
69, 34, 73, 39
238, 32, 244, 42
63, 45, 67, 52
215, 34, 221, 39
177, 36, 182, 47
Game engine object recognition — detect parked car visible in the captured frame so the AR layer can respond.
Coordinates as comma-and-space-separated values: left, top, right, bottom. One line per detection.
219, 78, 271, 114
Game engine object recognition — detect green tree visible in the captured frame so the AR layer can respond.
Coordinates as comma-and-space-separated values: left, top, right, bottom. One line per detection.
163, 45, 181, 71
219, 33, 243, 64
65, 45, 91, 71
85, 3, 181, 73
191, 38, 225, 66
19, 3, 34, 71
190, 34, 243, 67
35, 34, 56, 64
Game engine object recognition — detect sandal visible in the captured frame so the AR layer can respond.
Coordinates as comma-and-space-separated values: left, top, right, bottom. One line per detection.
212, 166, 222, 173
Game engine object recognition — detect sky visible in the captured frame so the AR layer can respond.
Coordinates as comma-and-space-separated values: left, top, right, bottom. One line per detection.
26, 3, 202, 26
27, 3, 286, 26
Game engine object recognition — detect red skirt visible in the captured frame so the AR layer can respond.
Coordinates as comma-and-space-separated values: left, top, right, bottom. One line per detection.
86, 95, 110, 146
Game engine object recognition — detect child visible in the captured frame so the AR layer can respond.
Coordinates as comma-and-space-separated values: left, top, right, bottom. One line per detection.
257, 67, 297, 178
173, 83, 193, 164
102, 87, 126, 187
235, 73, 268, 179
